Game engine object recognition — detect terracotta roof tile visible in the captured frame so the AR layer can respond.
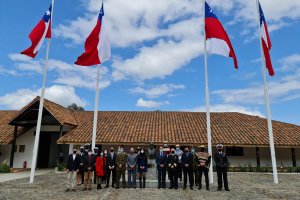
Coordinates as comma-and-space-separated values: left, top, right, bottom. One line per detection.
58, 111, 300, 146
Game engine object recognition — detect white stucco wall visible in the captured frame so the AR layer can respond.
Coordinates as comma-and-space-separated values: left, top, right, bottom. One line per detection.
227, 147, 297, 167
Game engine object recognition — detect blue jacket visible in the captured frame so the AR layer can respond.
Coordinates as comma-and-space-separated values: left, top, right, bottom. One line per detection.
67, 154, 80, 171
155, 152, 167, 170
181, 152, 193, 168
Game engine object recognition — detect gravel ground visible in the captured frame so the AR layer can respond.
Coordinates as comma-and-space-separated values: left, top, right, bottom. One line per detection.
0, 172, 299, 200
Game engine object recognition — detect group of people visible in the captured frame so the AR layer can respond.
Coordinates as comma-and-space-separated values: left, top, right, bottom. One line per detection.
65, 143, 229, 192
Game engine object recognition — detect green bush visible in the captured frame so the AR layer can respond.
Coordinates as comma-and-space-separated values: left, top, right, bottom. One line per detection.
56, 161, 66, 171
239, 164, 247, 172
0, 160, 10, 173
295, 167, 300, 173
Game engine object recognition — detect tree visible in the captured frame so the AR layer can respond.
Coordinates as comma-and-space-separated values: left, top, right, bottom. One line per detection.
68, 103, 85, 111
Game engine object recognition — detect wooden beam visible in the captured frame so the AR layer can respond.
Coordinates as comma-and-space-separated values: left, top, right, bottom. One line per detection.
291, 148, 296, 167
256, 147, 260, 167
9, 125, 18, 168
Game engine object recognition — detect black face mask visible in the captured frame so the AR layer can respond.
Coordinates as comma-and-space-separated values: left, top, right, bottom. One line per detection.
110, 149, 114, 152
80, 149, 84, 153
73, 151, 76, 154
218, 149, 222, 152
171, 151, 175, 154
184, 150, 188, 153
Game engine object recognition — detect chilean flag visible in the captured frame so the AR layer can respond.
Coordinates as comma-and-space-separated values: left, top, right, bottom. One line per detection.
75, 3, 111, 66
205, 2, 238, 68
21, 4, 52, 58
259, 2, 274, 76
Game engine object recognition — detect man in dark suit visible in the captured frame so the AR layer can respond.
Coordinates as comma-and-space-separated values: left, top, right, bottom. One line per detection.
66, 148, 80, 192
105, 146, 117, 188
181, 147, 194, 190
83, 149, 96, 191
156, 146, 168, 189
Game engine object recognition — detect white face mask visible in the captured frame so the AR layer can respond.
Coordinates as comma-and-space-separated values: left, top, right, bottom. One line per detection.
88, 152, 92, 156
141, 150, 144, 154
100, 153, 104, 156
104, 150, 107, 154
160, 149, 163, 152
176, 148, 179, 150
119, 148, 124, 153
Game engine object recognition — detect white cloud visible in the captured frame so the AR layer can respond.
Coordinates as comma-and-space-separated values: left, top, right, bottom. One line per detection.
8, 54, 111, 90
136, 98, 169, 108
112, 38, 202, 81
0, 65, 18, 76
54, 0, 202, 47
129, 84, 185, 98
0, 85, 87, 110
185, 104, 264, 117
212, 53, 300, 104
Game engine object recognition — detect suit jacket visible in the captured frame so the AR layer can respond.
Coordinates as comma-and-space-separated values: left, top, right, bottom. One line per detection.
67, 154, 80, 171
83, 154, 96, 172
167, 154, 179, 171
181, 152, 193, 168
106, 152, 117, 169
155, 152, 167, 170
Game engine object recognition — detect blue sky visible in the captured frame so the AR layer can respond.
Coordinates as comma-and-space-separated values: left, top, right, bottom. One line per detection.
0, 0, 300, 125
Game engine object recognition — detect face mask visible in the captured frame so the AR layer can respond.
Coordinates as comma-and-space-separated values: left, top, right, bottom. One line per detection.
184, 150, 188, 153
80, 149, 84, 152
88, 152, 92, 155
73, 151, 77, 154
141, 150, 144, 154
119, 148, 124, 153
100, 153, 104, 156
171, 151, 175, 154
191, 149, 195, 153
176, 147, 179, 150
110, 149, 114, 152
104, 150, 107, 155
218, 149, 222, 152
159, 149, 163, 152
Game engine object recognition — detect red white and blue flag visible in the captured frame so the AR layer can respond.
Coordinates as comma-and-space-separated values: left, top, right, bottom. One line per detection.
259, 2, 274, 76
75, 3, 111, 66
205, 2, 238, 68
21, 4, 52, 58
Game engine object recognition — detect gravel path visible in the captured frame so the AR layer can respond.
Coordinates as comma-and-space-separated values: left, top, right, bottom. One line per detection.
0, 172, 299, 200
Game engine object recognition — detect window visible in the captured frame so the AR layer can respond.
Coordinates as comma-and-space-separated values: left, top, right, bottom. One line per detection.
19, 145, 25, 153
226, 147, 244, 156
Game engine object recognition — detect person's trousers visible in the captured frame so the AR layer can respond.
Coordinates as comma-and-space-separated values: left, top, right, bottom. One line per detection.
183, 167, 194, 187
67, 171, 77, 189
84, 171, 93, 189
106, 169, 116, 187
198, 167, 209, 188
177, 163, 182, 180
127, 170, 137, 187
157, 169, 166, 187
193, 169, 199, 186
216, 166, 229, 190
116, 170, 126, 188
168, 170, 178, 189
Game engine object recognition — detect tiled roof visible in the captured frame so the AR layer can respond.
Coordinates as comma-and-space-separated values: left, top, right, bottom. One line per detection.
9, 96, 77, 126
57, 111, 300, 147
0, 111, 23, 144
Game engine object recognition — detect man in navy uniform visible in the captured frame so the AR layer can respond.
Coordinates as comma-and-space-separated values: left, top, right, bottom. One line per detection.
181, 147, 194, 190
156, 146, 167, 189
214, 144, 230, 191
167, 148, 179, 189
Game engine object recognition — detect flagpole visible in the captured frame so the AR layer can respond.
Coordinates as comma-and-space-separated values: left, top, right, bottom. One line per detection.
29, 0, 54, 184
203, 0, 213, 184
255, 0, 278, 184
91, 64, 101, 151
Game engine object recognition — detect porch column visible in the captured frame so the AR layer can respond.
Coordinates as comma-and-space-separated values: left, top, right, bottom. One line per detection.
9, 125, 18, 168
69, 144, 74, 154
256, 147, 260, 167
58, 125, 63, 152
291, 148, 296, 167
